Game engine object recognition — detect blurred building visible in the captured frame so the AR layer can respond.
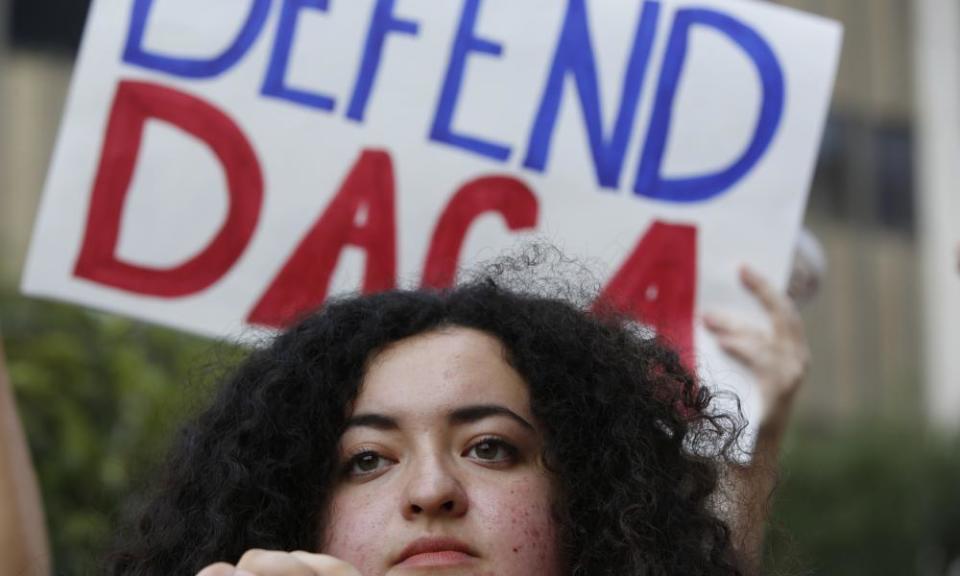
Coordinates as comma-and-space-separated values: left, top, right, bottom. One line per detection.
1, 0, 79, 284
0, 0, 949, 426
776, 0, 923, 424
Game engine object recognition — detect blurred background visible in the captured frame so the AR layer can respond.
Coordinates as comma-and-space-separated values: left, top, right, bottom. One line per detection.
1, 0, 958, 574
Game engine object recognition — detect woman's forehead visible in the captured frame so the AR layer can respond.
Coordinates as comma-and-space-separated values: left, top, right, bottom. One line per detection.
352, 327, 532, 422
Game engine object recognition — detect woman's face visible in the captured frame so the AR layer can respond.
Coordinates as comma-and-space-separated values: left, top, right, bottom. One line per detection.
321, 327, 564, 576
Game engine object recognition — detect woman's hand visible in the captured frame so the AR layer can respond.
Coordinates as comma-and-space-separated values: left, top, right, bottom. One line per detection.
196, 550, 361, 576
703, 265, 809, 434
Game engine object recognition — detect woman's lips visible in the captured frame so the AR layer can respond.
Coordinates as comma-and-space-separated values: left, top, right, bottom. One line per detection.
394, 537, 478, 569
396, 550, 475, 568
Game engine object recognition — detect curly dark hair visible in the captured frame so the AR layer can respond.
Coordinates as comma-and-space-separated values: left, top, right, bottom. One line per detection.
109, 259, 745, 576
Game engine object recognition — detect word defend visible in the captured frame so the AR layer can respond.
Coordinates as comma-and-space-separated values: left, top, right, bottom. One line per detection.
123, 0, 784, 203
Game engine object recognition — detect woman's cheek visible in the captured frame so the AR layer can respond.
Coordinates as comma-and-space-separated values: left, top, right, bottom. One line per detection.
321, 490, 390, 573
475, 476, 564, 574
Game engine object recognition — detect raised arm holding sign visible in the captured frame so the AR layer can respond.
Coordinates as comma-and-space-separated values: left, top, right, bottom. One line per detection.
706, 266, 810, 573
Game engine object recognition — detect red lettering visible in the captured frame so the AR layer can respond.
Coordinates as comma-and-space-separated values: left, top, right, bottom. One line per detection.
248, 149, 397, 328
421, 176, 539, 289
73, 80, 263, 297
594, 221, 697, 368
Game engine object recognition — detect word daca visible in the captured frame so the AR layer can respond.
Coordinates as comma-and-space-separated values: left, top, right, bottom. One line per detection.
73, 80, 697, 363
124, 0, 785, 203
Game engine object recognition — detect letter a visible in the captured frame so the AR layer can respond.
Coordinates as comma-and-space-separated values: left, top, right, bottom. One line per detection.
594, 221, 697, 368
248, 150, 397, 328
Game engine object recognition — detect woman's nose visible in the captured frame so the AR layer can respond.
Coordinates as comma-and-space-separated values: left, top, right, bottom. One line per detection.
402, 453, 468, 520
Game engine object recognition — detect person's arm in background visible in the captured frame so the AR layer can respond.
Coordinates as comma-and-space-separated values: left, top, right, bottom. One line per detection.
0, 333, 51, 576
704, 267, 810, 575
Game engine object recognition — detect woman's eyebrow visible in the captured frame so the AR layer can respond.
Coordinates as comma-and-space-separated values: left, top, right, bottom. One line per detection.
449, 404, 535, 431
344, 405, 535, 432
344, 413, 398, 431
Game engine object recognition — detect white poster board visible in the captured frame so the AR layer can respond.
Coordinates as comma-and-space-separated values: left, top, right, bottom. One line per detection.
23, 0, 841, 436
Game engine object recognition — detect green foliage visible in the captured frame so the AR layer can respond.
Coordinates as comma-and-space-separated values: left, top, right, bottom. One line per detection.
765, 422, 960, 576
0, 292, 243, 575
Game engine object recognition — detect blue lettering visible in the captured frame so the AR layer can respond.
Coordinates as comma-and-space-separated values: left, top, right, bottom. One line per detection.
262, 0, 337, 111
347, 0, 420, 122
429, 0, 511, 162
123, 0, 271, 78
524, 0, 660, 190
633, 8, 785, 203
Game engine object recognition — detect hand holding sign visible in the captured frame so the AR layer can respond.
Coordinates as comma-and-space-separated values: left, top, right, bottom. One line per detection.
704, 266, 808, 429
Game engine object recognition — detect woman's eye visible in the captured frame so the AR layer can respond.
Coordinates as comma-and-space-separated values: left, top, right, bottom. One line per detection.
347, 451, 392, 476
466, 439, 517, 463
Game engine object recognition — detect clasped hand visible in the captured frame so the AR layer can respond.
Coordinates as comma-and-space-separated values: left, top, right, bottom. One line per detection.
196, 549, 360, 576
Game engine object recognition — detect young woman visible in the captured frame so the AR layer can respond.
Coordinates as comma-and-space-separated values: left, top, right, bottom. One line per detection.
108, 255, 752, 576
0, 247, 807, 576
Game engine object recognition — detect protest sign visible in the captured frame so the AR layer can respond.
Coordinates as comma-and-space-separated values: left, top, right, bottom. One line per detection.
22, 0, 841, 433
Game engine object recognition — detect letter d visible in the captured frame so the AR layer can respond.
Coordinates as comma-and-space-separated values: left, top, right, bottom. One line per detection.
634, 8, 785, 203
123, 0, 271, 78
74, 80, 263, 297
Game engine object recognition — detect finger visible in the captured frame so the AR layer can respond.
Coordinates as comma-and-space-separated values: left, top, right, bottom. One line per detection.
740, 266, 784, 314
740, 266, 798, 335
236, 549, 314, 575
702, 312, 741, 335
195, 563, 237, 576
714, 332, 763, 369
290, 552, 361, 576
703, 312, 766, 341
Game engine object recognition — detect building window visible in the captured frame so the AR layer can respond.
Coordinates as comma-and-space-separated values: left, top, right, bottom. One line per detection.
10, 0, 93, 53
